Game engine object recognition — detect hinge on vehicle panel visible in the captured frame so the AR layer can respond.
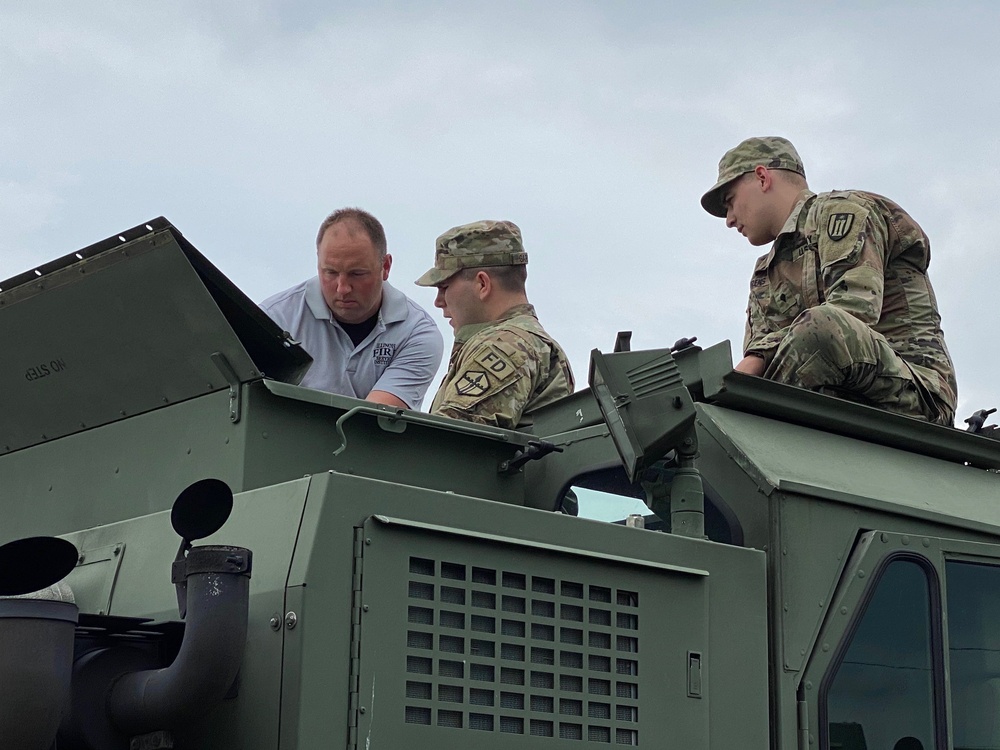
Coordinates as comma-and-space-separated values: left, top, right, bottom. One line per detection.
346, 527, 366, 750
797, 700, 809, 750
210, 352, 242, 423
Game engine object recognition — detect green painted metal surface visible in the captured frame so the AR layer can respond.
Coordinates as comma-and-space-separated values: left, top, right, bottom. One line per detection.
4, 221, 1000, 749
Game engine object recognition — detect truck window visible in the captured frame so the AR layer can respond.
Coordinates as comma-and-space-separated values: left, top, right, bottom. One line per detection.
946, 560, 1000, 750
823, 558, 939, 750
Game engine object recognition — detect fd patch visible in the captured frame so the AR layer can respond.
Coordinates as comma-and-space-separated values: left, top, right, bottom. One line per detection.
827, 213, 855, 241
473, 345, 515, 381
455, 370, 490, 397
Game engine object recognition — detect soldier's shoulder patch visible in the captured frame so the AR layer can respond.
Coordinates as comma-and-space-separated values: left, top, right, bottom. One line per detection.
471, 341, 521, 382
826, 212, 855, 241
455, 370, 490, 397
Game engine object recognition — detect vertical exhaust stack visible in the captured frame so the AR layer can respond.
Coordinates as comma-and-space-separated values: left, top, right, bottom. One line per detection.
106, 479, 253, 742
0, 536, 80, 750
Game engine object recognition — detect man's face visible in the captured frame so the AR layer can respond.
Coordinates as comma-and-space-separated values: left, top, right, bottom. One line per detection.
317, 222, 391, 324
434, 271, 486, 331
723, 173, 776, 246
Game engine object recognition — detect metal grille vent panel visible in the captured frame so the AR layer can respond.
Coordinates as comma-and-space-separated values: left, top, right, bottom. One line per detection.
404, 556, 640, 744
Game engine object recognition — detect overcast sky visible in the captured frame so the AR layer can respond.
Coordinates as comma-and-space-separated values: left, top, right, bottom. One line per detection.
3, 1, 998, 427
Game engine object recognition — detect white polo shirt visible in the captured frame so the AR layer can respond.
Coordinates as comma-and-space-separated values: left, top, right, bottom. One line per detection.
260, 278, 443, 409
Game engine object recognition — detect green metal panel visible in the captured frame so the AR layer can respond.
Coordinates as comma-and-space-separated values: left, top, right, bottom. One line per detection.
244, 383, 533, 506
59, 476, 310, 750
0, 390, 245, 542
0, 229, 260, 453
355, 516, 707, 748
280, 469, 769, 750
696, 403, 1000, 535
706, 368, 1000, 470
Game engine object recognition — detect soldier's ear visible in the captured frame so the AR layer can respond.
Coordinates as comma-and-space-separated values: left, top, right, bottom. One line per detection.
476, 270, 492, 299
754, 166, 772, 191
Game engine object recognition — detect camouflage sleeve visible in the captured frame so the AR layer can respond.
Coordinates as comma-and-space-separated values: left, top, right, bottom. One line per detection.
431, 335, 537, 430
816, 199, 887, 325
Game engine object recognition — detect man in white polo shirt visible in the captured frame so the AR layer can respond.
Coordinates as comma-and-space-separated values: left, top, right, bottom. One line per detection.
261, 207, 443, 409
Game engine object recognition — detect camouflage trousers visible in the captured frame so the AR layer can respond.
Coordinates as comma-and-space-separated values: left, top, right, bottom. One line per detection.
764, 306, 952, 425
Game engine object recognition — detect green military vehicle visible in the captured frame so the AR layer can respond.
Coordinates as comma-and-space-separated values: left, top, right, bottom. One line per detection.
2, 219, 998, 750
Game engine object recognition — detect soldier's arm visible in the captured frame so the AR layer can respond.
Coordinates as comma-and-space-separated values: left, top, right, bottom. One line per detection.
817, 200, 888, 325
431, 338, 537, 430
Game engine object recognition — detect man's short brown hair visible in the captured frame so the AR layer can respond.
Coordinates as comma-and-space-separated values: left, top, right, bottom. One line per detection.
316, 207, 388, 259
455, 264, 527, 293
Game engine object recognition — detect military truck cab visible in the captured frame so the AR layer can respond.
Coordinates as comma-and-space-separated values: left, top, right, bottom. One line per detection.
2, 220, 998, 750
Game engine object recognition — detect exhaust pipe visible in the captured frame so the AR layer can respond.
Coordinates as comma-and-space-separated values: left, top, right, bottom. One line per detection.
0, 537, 80, 750
107, 544, 252, 736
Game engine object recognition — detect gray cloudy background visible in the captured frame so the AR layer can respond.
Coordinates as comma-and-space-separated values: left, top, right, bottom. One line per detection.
3, 1, 998, 422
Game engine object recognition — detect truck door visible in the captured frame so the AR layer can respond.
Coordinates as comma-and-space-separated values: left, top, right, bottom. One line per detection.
800, 530, 1000, 750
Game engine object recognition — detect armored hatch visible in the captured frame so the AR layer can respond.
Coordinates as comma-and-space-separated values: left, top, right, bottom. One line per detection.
0, 217, 311, 455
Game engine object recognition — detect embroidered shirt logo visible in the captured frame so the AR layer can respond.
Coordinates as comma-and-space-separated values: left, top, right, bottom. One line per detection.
827, 213, 855, 241
373, 343, 396, 366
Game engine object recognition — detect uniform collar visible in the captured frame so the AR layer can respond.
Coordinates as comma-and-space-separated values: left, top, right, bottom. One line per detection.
761, 189, 816, 264
454, 303, 537, 345
776, 189, 816, 240
304, 277, 407, 324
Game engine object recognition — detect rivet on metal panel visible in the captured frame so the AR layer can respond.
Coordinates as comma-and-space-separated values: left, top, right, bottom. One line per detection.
114, 468, 119, 474
269, 616, 281, 631
186, 448, 191, 455
818, 600, 824, 608
262, 432, 268, 439
840, 607, 848, 615
822, 643, 830, 652
359, 707, 366, 714
285, 612, 297, 629
857, 570, 866, 579
362, 605, 369, 612
783, 604, 788, 612
805, 681, 813, 690
78, 554, 86, 565
922, 538, 931, 548
113, 546, 121, 556
879, 532, 889, 543
901, 536, 910, 545
365, 538, 371, 545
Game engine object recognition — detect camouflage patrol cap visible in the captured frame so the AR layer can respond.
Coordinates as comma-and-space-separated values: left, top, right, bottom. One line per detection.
415, 220, 528, 287
700, 136, 806, 218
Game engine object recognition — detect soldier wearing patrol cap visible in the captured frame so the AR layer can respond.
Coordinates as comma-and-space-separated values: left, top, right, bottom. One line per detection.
416, 220, 574, 429
702, 136, 957, 425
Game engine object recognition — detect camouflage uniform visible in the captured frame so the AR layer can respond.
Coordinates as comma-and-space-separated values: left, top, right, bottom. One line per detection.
430, 303, 574, 428
416, 221, 575, 429
702, 137, 957, 425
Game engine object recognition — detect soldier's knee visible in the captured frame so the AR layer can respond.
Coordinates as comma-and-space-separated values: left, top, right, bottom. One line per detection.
783, 308, 854, 363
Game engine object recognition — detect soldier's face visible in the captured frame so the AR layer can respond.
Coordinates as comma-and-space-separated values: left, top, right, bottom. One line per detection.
317, 222, 391, 324
434, 272, 486, 330
724, 174, 775, 246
